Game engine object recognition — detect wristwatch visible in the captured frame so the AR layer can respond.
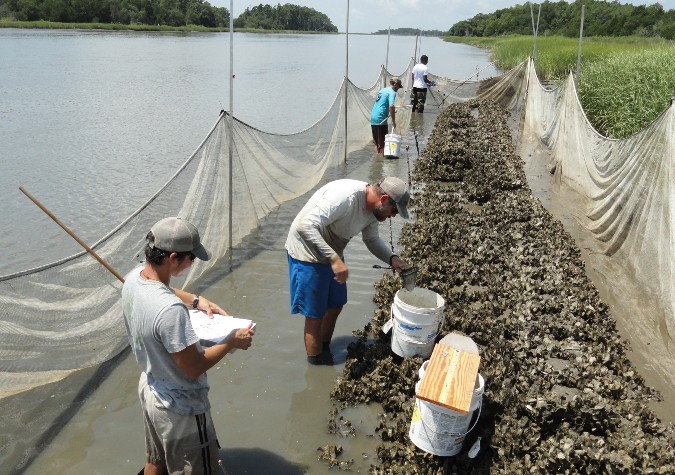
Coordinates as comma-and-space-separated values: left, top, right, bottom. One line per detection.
192, 295, 200, 309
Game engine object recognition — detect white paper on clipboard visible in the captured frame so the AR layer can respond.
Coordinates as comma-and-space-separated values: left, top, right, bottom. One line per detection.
189, 309, 256, 345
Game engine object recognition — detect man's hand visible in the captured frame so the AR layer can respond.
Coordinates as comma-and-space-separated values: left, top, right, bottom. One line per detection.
197, 296, 228, 318
391, 255, 409, 273
224, 328, 254, 350
331, 256, 349, 284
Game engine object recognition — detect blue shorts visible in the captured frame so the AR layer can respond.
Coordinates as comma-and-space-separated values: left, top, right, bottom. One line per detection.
288, 254, 347, 319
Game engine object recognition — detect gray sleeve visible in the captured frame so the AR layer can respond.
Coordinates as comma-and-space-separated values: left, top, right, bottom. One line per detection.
154, 303, 199, 354
361, 221, 395, 264
296, 215, 338, 261
296, 197, 351, 261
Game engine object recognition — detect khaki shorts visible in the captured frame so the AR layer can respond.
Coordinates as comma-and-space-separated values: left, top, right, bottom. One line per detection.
139, 374, 224, 474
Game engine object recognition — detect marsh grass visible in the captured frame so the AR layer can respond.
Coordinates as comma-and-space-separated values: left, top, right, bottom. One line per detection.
447, 35, 674, 137
579, 49, 675, 137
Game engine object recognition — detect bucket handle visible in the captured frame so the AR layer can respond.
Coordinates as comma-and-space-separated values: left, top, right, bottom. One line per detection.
416, 398, 482, 438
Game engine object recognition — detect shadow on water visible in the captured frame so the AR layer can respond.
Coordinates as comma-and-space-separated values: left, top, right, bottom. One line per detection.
1, 348, 131, 474
220, 447, 307, 475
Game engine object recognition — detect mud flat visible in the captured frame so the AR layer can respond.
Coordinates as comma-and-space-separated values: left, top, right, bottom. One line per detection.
326, 101, 675, 473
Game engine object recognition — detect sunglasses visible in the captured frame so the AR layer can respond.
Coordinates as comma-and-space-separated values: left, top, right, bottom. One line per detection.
176, 252, 196, 261
388, 198, 398, 214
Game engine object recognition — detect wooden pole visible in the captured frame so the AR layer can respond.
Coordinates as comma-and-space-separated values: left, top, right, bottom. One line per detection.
19, 186, 125, 283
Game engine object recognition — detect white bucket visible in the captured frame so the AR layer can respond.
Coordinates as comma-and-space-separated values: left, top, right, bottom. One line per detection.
384, 133, 401, 158
390, 288, 444, 358
409, 372, 485, 456
391, 325, 436, 359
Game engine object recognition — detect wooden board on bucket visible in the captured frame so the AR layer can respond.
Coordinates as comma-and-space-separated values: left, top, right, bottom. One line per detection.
416, 343, 480, 414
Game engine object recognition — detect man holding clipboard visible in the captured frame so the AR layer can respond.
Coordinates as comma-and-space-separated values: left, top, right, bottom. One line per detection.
122, 217, 254, 474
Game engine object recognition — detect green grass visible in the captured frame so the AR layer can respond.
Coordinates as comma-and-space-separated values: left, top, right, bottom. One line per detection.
446, 35, 675, 137
579, 49, 675, 137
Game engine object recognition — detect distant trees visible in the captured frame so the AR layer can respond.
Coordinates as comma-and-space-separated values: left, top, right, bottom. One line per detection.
448, 0, 675, 40
0, 1, 337, 31
0, 0, 230, 26
233, 3, 336, 32
373, 27, 444, 37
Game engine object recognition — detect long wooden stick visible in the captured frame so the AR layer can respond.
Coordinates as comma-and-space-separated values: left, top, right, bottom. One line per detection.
19, 186, 125, 283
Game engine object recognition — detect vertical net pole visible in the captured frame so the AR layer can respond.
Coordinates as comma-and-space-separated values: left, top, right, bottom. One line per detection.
384, 26, 390, 89
385, 26, 390, 70
228, 0, 234, 270
344, 0, 349, 163
530, 3, 538, 61
413, 32, 419, 63
576, 5, 585, 90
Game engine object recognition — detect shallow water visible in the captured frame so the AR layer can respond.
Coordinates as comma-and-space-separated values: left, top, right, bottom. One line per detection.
2, 109, 437, 473
0, 29, 497, 276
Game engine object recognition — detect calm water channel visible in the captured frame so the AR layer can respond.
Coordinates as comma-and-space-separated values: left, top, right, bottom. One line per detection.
0, 30, 496, 276
0, 30, 497, 473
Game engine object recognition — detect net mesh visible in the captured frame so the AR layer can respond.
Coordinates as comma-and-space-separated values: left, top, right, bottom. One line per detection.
0, 62, 423, 397
9, 56, 670, 399
521, 56, 674, 352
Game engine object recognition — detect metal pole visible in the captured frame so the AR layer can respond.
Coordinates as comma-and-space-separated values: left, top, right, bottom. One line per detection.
576, 5, 585, 90
530, 3, 537, 60
228, 0, 234, 270
344, 0, 349, 163
384, 26, 390, 89
414, 32, 419, 62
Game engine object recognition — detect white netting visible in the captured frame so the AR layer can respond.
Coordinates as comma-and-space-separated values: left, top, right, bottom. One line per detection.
0, 60, 530, 398
522, 57, 674, 343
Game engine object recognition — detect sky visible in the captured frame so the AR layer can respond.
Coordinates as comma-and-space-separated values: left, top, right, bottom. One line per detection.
212, 0, 675, 34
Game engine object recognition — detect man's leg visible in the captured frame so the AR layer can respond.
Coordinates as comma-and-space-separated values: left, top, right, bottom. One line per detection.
304, 316, 323, 357
304, 306, 343, 361
371, 125, 382, 154
320, 307, 343, 347
418, 89, 427, 113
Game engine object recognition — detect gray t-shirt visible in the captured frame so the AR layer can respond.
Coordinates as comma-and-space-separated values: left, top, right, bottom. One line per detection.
122, 266, 209, 415
285, 179, 394, 264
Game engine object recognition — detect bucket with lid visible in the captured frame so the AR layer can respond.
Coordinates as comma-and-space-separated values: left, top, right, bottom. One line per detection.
409, 362, 485, 456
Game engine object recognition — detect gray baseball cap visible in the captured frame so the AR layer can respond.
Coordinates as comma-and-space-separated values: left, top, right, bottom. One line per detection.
149, 217, 211, 261
380, 177, 410, 219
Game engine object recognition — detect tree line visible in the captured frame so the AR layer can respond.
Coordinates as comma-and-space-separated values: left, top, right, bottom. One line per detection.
448, 0, 675, 40
0, 0, 336, 30
373, 27, 445, 37
234, 3, 335, 32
